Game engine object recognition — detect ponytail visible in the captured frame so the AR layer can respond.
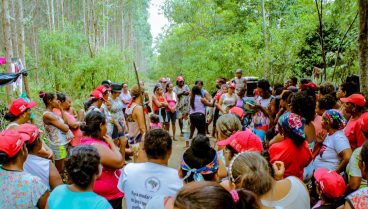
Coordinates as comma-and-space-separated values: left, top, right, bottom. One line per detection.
231, 189, 260, 209
39, 91, 55, 106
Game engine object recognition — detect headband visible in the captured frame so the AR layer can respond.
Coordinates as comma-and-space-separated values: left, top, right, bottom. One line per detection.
181, 154, 219, 182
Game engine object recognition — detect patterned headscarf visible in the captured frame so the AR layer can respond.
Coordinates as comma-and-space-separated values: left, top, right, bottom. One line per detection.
278, 112, 306, 138
180, 154, 219, 182
322, 109, 347, 130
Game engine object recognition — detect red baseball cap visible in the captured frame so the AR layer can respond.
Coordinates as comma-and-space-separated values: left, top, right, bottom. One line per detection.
229, 107, 245, 121
16, 123, 43, 144
90, 90, 106, 102
361, 112, 368, 133
303, 82, 318, 91
229, 82, 236, 89
9, 98, 36, 117
314, 168, 346, 199
95, 85, 111, 94
217, 130, 263, 153
340, 94, 366, 107
0, 130, 30, 157
176, 76, 184, 82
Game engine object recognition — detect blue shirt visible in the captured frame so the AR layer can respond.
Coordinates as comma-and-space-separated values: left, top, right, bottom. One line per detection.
48, 185, 112, 209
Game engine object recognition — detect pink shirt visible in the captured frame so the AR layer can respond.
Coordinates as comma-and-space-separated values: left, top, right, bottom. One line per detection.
345, 112, 368, 150
80, 137, 124, 200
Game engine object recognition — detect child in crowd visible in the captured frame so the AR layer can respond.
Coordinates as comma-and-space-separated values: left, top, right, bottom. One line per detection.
182, 113, 190, 148
149, 114, 162, 129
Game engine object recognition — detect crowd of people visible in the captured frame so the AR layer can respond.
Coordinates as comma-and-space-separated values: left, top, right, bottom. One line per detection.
0, 70, 368, 209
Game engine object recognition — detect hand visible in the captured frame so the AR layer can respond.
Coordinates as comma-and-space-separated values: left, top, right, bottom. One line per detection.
316, 131, 327, 143
272, 161, 285, 180
103, 135, 114, 145
117, 126, 123, 134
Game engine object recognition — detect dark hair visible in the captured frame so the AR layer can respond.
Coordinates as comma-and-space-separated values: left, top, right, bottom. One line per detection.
319, 82, 335, 96
144, 129, 172, 160
273, 83, 284, 96
195, 80, 204, 86
39, 91, 56, 106
101, 80, 111, 86
281, 124, 306, 146
83, 99, 93, 111
291, 91, 316, 124
318, 95, 337, 111
218, 77, 227, 84
149, 114, 160, 123
174, 181, 260, 209
281, 90, 293, 101
190, 86, 203, 110
289, 76, 298, 85
300, 78, 311, 85
166, 82, 173, 92
4, 112, 20, 122
66, 145, 100, 189
182, 135, 217, 183
361, 141, 368, 173
80, 111, 106, 139
340, 82, 359, 97
257, 79, 270, 92
26, 137, 41, 152
57, 92, 67, 103
0, 149, 21, 165
153, 83, 162, 93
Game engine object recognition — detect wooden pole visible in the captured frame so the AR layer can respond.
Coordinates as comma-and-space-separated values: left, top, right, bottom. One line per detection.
133, 62, 147, 131
2, 0, 14, 104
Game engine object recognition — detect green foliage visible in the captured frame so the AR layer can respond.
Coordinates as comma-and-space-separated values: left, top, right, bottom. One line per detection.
154, 0, 359, 87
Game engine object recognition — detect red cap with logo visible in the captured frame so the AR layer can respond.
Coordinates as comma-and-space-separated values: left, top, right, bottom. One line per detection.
229, 82, 236, 89
217, 130, 263, 153
16, 123, 43, 144
229, 107, 245, 121
95, 85, 111, 94
303, 82, 318, 91
0, 130, 30, 157
340, 94, 366, 107
90, 90, 106, 102
9, 98, 36, 116
314, 168, 346, 199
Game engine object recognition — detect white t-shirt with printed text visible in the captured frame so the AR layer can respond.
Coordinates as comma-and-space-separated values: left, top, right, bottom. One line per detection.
118, 162, 183, 209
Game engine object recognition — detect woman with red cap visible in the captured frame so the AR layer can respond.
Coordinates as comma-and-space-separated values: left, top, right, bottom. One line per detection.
0, 129, 49, 208
5, 98, 53, 159
18, 124, 63, 190
341, 94, 367, 150
217, 83, 237, 115
174, 76, 190, 136
39, 92, 72, 174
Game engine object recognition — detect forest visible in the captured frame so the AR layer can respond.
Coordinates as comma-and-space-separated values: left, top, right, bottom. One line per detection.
1, 0, 367, 107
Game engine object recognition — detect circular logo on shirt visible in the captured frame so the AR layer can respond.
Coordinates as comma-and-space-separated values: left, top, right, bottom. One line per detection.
145, 177, 161, 193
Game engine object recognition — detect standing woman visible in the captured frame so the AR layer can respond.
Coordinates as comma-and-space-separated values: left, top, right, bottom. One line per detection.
152, 84, 168, 125
174, 76, 190, 136
217, 83, 237, 115
120, 83, 132, 114
39, 92, 72, 174
125, 85, 147, 162
0, 130, 49, 209
165, 82, 178, 140
79, 110, 125, 209
55, 93, 83, 147
189, 86, 212, 138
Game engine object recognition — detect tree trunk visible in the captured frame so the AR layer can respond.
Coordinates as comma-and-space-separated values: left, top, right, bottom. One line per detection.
10, 0, 18, 57
359, 0, 368, 95
51, 0, 55, 31
2, 0, 14, 103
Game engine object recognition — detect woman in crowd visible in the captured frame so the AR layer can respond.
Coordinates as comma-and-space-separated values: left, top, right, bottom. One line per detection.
235, 87, 246, 108
39, 91, 72, 173
5, 98, 53, 159
343, 141, 368, 209
174, 76, 190, 136
269, 112, 312, 180
79, 110, 124, 209
0, 130, 49, 209
189, 86, 212, 138
19, 124, 63, 190
313, 109, 352, 173
174, 181, 260, 209
125, 85, 147, 162
165, 82, 178, 140
217, 83, 237, 114
179, 135, 219, 183
109, 83, 127, 155
228, 152, 310, 209
341, 94, 367, 150
84, 89, 106, 112
120, 82, 132, 114
152, 83, 168, 125
56, 93, 83, 147
47, 145, 112, 209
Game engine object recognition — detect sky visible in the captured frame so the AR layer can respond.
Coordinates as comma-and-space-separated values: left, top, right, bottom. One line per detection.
148, 0, 169, 44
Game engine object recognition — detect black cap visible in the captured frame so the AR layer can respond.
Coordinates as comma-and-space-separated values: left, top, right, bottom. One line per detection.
111, 82, 122, 92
